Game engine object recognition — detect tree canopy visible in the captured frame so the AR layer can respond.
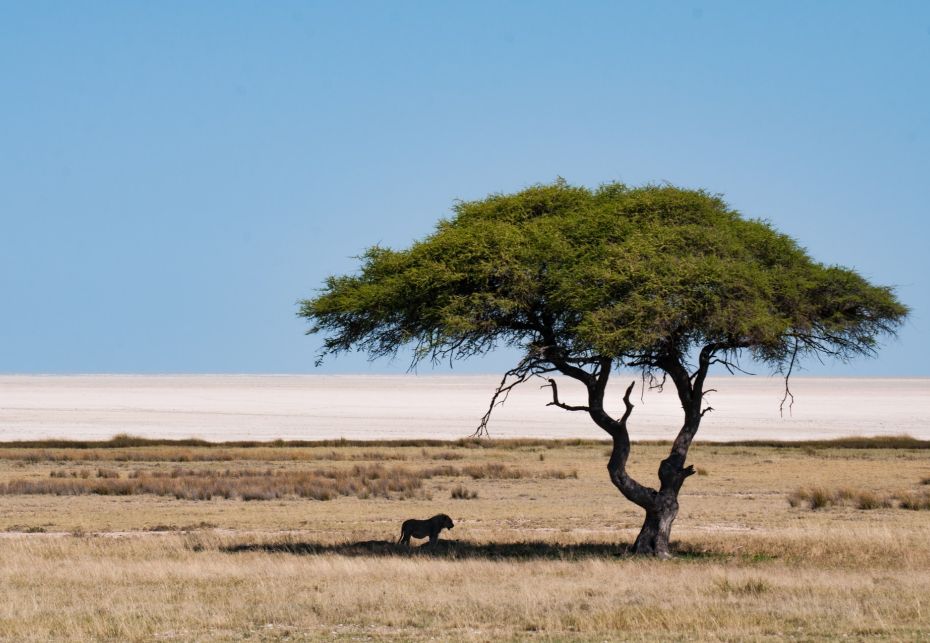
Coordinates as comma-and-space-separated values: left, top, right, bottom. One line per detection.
302, 180, 906, 376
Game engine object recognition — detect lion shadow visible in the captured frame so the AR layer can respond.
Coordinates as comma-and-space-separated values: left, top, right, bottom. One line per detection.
220, 539, 725, 560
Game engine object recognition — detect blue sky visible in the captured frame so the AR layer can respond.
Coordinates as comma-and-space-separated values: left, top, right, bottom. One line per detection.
1, 1, 927, 375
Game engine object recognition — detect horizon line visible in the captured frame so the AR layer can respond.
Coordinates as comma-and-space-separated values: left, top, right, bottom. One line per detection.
1, 372, 928, 379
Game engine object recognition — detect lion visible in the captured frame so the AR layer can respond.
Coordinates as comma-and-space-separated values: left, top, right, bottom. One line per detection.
398, 513, 454, 546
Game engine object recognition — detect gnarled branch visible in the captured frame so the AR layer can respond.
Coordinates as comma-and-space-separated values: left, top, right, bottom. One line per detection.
543, 378, 589, 412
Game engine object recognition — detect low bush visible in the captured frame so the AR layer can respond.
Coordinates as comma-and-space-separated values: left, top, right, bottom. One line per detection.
450, 485, 478, 500
897, 492, 930, 511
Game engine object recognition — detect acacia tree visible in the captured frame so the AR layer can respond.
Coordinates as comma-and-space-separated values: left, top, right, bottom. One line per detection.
300, 181, 907, 557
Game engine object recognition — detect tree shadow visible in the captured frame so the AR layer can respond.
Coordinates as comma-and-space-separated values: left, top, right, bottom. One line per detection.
220, 539, 729, 561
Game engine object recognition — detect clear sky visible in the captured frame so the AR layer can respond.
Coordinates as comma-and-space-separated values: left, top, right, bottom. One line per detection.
1, 1, 928, 375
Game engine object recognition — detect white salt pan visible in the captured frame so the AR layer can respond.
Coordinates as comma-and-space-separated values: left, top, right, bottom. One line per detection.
0, 375, 927, 442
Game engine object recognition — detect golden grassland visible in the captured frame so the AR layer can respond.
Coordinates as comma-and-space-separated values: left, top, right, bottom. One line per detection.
0, 437, 928, 641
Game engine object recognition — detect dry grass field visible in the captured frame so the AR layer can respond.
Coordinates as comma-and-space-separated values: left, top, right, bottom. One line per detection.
1, 437, 929, 641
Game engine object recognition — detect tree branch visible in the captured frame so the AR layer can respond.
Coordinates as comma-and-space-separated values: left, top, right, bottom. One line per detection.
603, 381, 656, 509
473, 357, 538, 437
543, 378, 590, 412
543, 346, 597, 386
711, 357, 756, 376
779, 336, 799, 417
658, 352, 694, 415
619, 380, 635, 425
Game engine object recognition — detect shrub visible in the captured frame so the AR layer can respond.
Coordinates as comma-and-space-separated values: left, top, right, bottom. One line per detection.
855, 491, 891, 510
807, 487, 832, 510
450, 485, 478, 500
897, 492, 930, 510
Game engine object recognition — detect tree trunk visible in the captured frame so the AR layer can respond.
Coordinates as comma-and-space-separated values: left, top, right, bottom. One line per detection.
622, 452, 694, 558
546, 353, 704, 558
631, 493, 679, 558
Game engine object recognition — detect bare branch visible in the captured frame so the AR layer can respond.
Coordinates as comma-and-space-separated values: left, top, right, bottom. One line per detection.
711, 357, 756, 376
543, 378, 590, 412
648, 372, 667, 392
473, 358, 536, 437
779, 337, 800, 417
639, 370, 665, 403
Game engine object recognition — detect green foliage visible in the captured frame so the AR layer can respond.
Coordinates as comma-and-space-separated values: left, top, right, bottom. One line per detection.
300, 180, 906, 372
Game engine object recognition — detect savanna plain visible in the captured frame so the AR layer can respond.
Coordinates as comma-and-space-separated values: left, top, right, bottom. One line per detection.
1, 436, 929, 641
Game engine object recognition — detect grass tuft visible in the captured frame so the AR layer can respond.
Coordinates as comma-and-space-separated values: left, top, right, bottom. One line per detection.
450, 485, 478, 500
896, 492, 930, 511
855, 491, 891, 510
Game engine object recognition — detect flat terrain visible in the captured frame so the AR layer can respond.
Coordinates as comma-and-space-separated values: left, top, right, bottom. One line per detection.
1, 375, 928, 441
0, 438, 928, 640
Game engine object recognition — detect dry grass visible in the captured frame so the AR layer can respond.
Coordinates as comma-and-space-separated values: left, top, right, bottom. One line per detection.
898, 492, 930, 511
0, 530, 928, 641
2, 465, 432, 501
2, 433, 925, 463
0, 462, 577, 501
786, 486, 891, 510
697, 434, 930, 450
450, 485, 478, 500
788, 484, 930, 511
0, 439, 928, 640
0, 434, 607, 462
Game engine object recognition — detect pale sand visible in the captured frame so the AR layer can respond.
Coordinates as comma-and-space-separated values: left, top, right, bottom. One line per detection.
0, 375, 927, 442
